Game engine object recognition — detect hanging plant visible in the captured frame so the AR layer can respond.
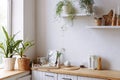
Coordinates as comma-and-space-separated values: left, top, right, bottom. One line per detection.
56, 0, 76, 20
79, 0, 94, 14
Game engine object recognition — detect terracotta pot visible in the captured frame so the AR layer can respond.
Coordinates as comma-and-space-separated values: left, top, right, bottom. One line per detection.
94, 17, 103, 26
18, 58, 30, 71
117, 18, 120, 26
4, 58, 16, 71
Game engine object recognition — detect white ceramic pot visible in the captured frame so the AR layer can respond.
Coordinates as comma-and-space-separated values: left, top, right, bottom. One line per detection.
4, 58, 16, 71
64, 61, 71, 67
62, 6, 68, 14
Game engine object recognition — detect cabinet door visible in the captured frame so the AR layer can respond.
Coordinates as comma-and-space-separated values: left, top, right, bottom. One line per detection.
32, 71, 45, 80
4, 77, 17, 80
78, 76, 105, 80
44, 72, 57, 80
58, 74, 77, 80
17, 75, 31, 80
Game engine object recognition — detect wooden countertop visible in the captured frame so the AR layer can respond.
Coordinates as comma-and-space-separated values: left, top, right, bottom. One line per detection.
32, 66, 120, 80
0, 69, 30, 80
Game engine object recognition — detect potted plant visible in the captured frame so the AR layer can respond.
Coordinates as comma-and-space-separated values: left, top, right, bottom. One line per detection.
79, 0, 94, 14
56, 0, 76, 20
0, 27, 22, 70
15, 41, 34, 71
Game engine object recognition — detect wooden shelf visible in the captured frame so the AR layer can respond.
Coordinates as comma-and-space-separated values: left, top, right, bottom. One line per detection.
87, 26, 120, 29
61, 13, 93, 17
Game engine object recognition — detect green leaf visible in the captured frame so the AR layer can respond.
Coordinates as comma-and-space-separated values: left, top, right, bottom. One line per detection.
0, 43, 5, 54
2, 26, 9, 41
16, 41, 34, 58
13, 40, 22, 49
1, 26, 23, 58
57, 51, 62, 58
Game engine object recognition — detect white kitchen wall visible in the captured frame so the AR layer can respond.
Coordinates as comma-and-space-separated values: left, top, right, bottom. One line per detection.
23, 0, 36, 59
10, 0, 120, 70
12, 0, 36, 59
36, 0, 120, 70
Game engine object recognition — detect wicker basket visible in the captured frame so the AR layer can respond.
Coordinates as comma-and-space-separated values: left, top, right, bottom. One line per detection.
18, 58, 30, 71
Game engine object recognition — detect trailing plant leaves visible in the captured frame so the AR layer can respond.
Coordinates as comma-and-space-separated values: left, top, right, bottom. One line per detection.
79, 0, 94, 8
56, 1, 64, 16
79, 0, 94, 14
56, 0, 76, 17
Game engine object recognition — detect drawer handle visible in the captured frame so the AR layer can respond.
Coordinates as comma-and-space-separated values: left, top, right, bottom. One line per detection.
45, 75, 54, 77
62, 78, 72, 80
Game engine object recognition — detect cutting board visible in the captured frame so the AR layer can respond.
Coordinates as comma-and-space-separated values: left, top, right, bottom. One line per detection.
61, 66, 80, 70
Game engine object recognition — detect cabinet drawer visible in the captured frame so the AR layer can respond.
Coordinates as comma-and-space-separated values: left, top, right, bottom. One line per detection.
32, 71, 45, 80
58, 74, 77, 80
17, 75, 31, 80
78, 76, 105, 80
44, 72, 57, 80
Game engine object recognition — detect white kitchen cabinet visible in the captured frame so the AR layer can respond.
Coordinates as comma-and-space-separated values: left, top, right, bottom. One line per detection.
44, 72, 57, 80
58, 74, 77, 80
78, 76, 105, 80
32, 71, 45, 80
32, 71, 106, 80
